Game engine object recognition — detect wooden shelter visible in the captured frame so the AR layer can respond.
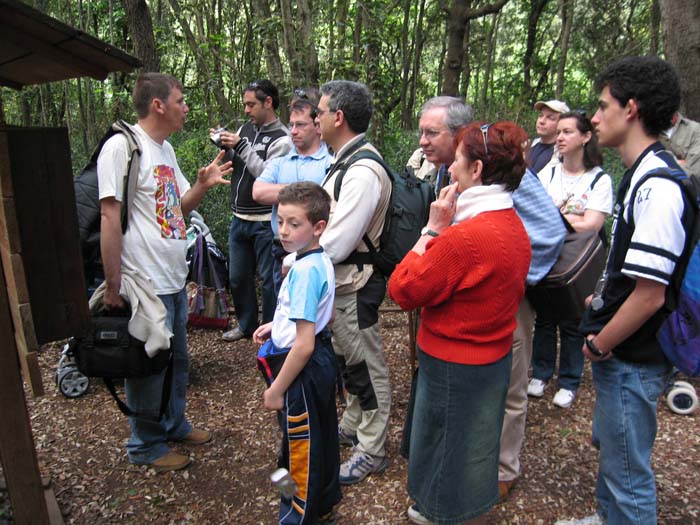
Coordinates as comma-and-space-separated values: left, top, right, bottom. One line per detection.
0, 1, 140, 523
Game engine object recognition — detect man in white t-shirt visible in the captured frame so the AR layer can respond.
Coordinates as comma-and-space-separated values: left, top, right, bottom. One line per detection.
98, 73, 232, 473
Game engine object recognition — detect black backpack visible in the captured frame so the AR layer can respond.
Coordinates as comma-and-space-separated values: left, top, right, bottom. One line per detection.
74, 120, 142, 278
330, 143, 435, 277
627, 167, 700, 376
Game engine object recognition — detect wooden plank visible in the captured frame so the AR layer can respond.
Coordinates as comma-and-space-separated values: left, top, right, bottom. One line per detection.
42, 128, 90, 338
43, 479, 65, 525
9, 253, 28, 304
0, 20, 107, 80
0, 197, 21, 254
1, 128, 89, 345
0, 254, 50, 524
0, 132, 12, 196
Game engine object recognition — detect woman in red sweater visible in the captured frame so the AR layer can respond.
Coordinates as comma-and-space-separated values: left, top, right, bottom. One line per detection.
389, 121, 532, 525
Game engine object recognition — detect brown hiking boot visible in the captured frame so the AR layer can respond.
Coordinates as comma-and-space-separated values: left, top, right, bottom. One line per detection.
180, 428, 212, 445
150, 451, 191, 473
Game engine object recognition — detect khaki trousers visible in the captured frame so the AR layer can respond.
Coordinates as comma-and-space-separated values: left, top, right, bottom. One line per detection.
498, 297, 535, 482
333, 275, 391, 458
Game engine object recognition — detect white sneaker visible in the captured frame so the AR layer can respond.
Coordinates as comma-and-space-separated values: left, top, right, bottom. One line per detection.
408, 504, 436, 525
553, 388, 576, 408
527, 378, 547, 397
555, 513, 607, 525
338, 448, 388, 485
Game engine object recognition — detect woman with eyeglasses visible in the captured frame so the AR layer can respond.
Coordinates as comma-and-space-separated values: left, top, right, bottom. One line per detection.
528, 111, 613, 409
389, 121, 531, 525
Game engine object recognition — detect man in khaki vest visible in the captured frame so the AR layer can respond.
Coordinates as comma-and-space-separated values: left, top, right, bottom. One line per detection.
316, 80, 392, 485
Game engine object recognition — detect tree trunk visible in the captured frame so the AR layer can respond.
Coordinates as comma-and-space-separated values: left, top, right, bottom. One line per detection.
555, 0, 574, 99
399, 0, 412, 129
353, 1, 363, 66
121, 0, 160, 72
405, 0, 427, 129
166, 0, 235, 117
459, 17, 471, 99
523, 0, 549, 100
649, 0, 660, 55
297, 0, 319, 85
334, 0, 350, 75
279, 0, 300, 82
249, 0, 285, 91
480, 14, 499, 109
660, 0, 700, 120
443, 0, 509, 96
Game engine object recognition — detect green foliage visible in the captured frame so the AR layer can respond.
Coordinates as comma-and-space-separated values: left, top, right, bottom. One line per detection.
0, 0, 663, 251
169, 131, 232, 248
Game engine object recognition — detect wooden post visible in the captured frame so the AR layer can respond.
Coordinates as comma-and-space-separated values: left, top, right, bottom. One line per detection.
0, 259, 51, 524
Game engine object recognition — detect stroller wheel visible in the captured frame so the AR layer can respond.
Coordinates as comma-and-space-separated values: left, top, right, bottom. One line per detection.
672, 380, 695, 392
57, 368, 90, 398
666, 386, 699, 415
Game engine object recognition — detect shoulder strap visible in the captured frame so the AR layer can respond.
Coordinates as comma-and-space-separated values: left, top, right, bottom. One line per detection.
111, 120, 142, 234
329, 147, 392, 262
549, 165, 556, 185
332, 148, 393, 201
589, 168, 606, 190
626, 167, 690, 229
102, 355, 173, 420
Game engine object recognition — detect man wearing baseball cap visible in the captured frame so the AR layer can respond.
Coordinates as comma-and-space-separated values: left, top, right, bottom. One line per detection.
527, 99, 570, 174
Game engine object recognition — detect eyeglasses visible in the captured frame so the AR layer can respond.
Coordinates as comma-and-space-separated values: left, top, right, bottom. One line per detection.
418, 128, 449, 140
293, 88, 308, 100
480, 123, 491, 156
574, 108, 587, 117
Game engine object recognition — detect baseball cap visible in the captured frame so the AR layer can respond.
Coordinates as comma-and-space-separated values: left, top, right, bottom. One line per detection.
534, 100, 570, 113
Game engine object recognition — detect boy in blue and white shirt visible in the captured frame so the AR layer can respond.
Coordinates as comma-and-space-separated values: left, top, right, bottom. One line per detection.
253, 181, 340, 525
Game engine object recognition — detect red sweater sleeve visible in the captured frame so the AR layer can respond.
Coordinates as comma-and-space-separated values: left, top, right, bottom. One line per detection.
388, 233, 467, 311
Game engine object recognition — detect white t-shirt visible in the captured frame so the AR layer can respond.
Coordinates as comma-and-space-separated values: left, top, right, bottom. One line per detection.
537, 164, 613, 216
271, 249, 335, 349
97, 124, 191, 294
620, 148, 686, 286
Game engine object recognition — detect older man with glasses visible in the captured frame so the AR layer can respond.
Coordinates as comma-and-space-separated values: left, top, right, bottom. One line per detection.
407, 97, 473, 196
215, 79, 292, 342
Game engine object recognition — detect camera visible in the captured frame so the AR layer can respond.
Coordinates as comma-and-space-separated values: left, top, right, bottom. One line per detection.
210, 127, 227, 148
270, 468, 297, 499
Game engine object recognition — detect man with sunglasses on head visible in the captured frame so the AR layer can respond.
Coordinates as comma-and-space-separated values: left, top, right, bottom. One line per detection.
216, 79, 292, 342
252, 88, 332, 293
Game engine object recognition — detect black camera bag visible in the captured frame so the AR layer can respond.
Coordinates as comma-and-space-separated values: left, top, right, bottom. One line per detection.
71, 309, 173, 419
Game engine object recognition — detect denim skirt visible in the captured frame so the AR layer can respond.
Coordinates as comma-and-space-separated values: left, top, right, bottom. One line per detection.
408, 347, 512, 523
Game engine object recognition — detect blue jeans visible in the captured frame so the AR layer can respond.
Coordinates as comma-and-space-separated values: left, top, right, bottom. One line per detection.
125, 289, 192, 464
531, 318, 584, 391
591, 357, 671, 525
228, 216, 275, 336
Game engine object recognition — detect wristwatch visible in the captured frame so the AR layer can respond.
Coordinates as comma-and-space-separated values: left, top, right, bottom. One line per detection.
585, 337, 605, 357
421, 226, 439, 238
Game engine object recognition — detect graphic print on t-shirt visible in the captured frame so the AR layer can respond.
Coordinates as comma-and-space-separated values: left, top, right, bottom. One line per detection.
153, 164, 186, 239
